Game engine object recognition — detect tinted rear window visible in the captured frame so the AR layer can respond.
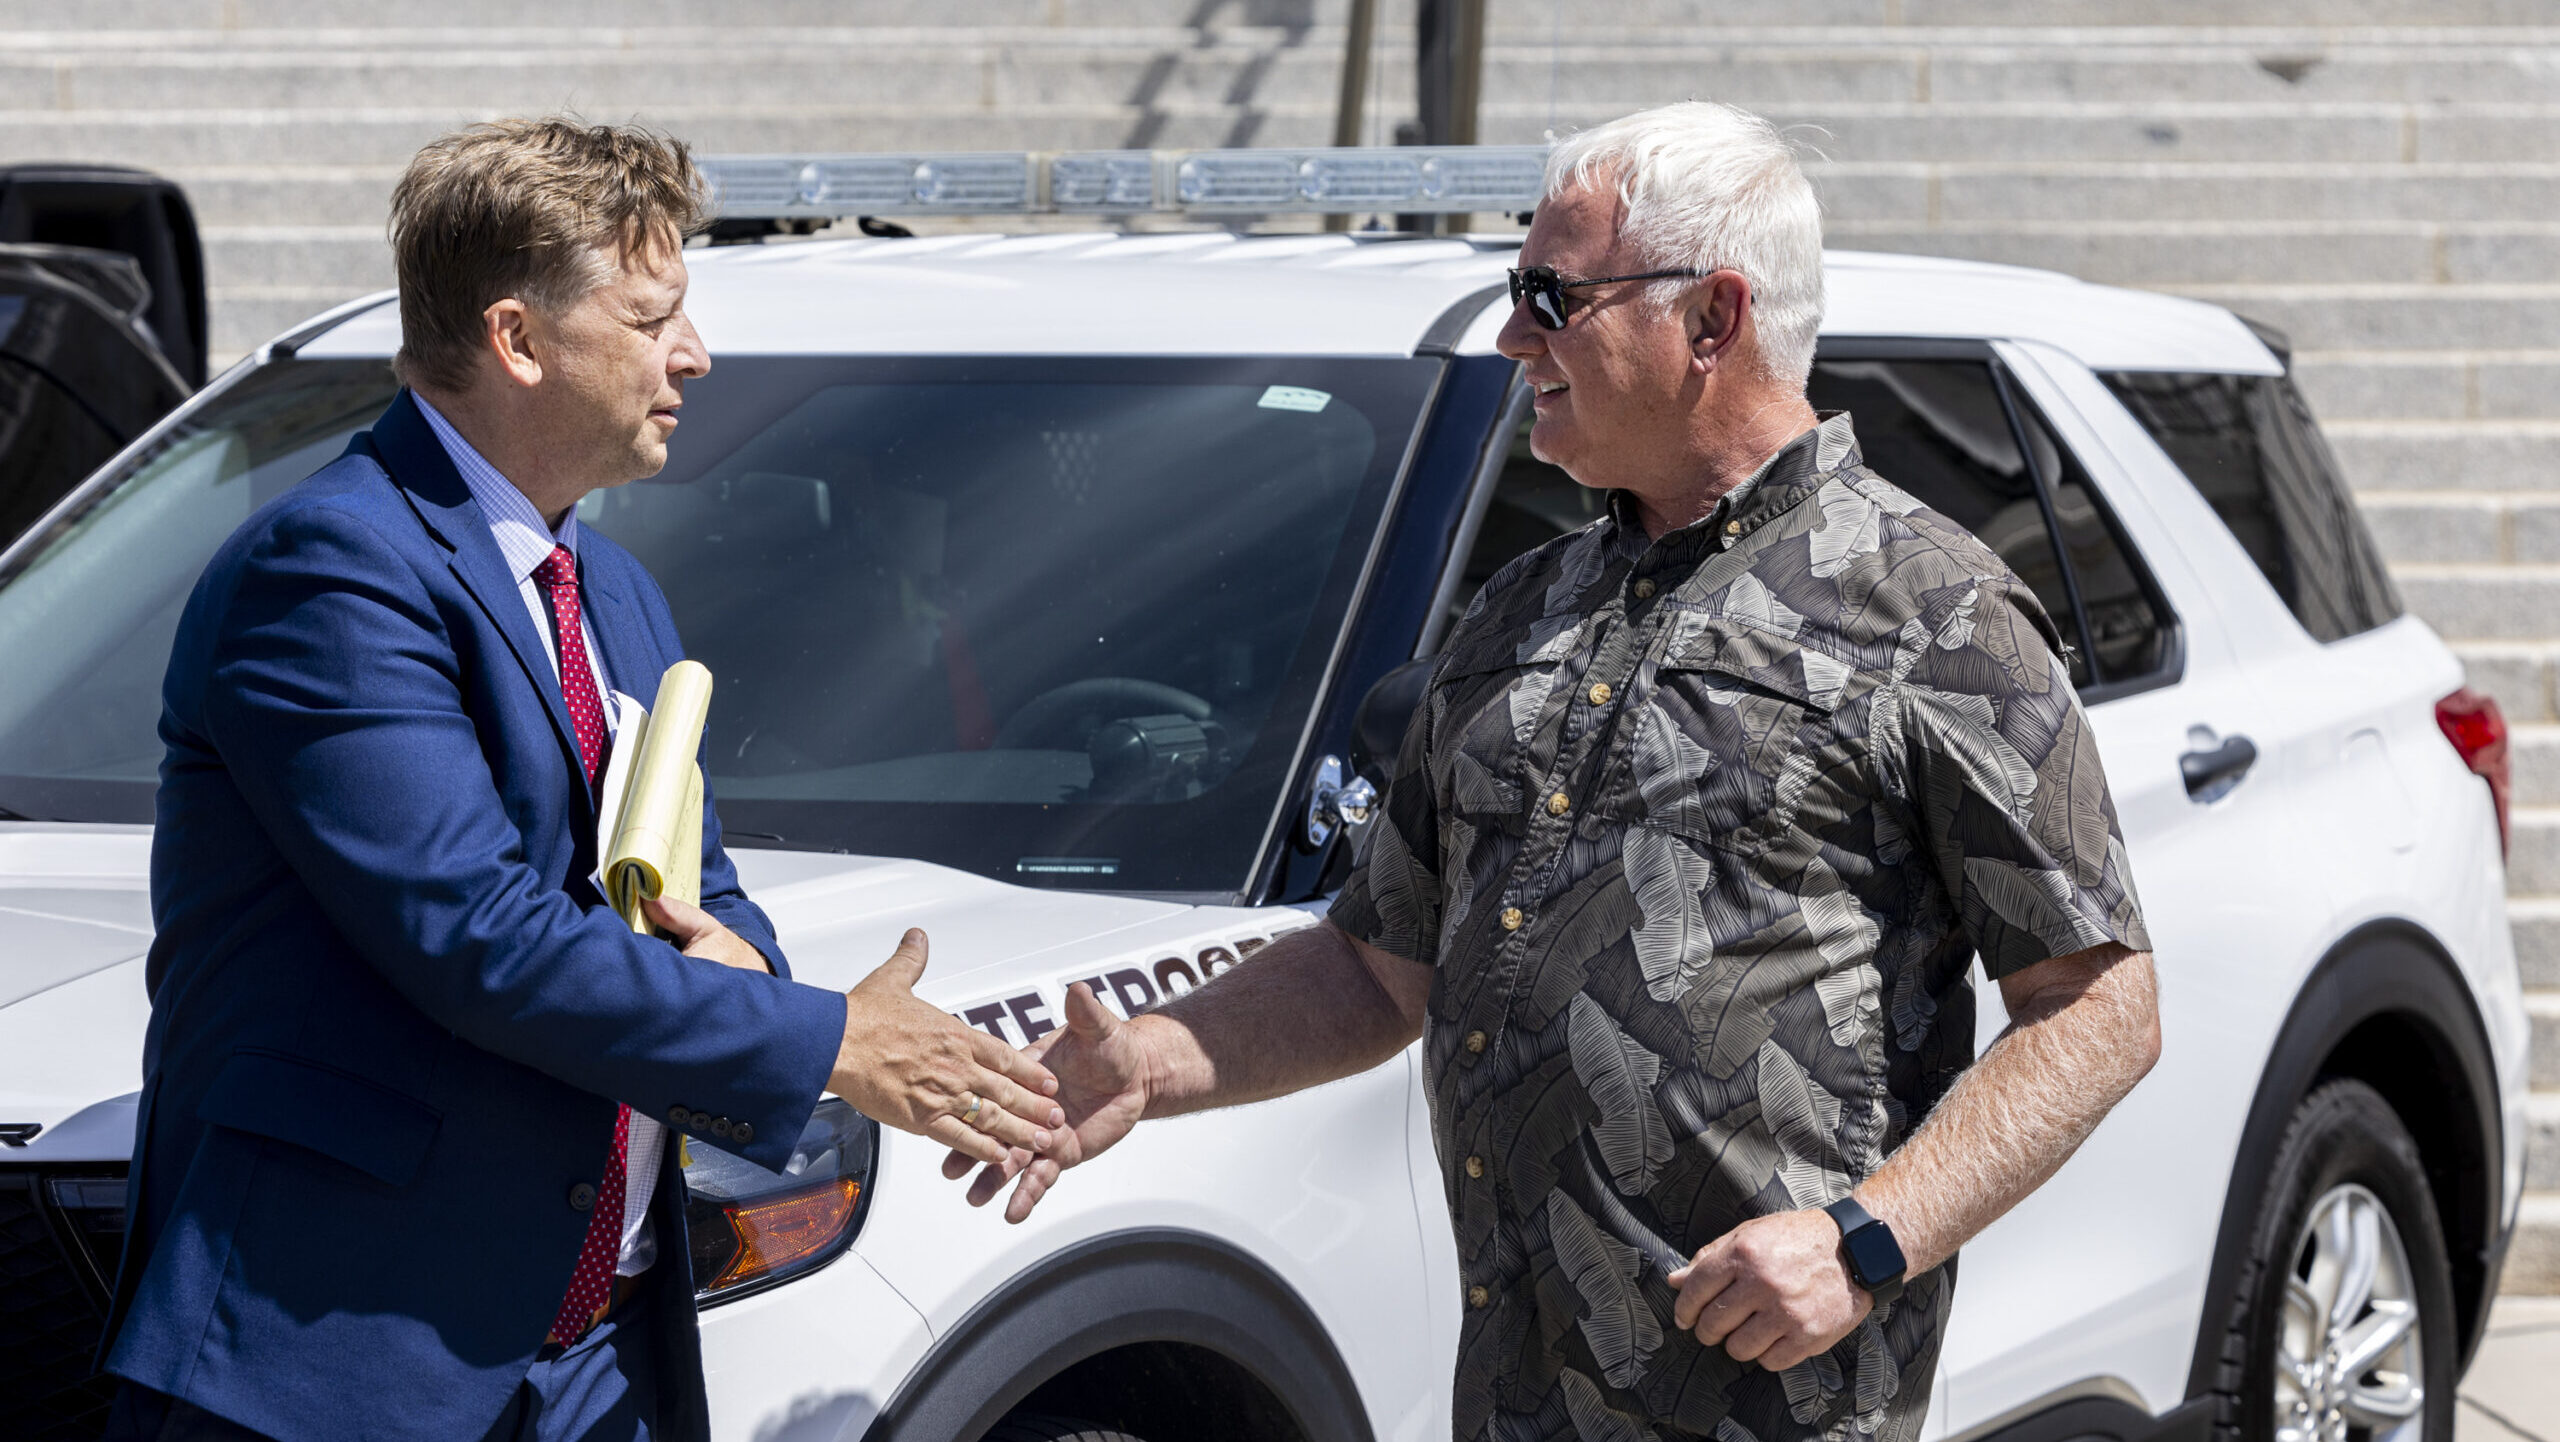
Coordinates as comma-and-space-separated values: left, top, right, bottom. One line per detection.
2102, 370, 2400, 643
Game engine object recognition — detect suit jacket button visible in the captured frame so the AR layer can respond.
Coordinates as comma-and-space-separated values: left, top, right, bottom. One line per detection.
568, 1182, 597, 1212
668, 1106, 694, 1129
711, 1117, 734, 1139
733, 1121, 754, 1144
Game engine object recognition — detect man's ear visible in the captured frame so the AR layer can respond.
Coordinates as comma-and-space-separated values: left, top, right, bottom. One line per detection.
483, 298, 541, 390
1687, 271, 1752, 376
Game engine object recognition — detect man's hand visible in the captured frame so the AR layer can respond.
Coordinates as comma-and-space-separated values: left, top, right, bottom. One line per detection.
941, 981, 1152, 1223
830, 929, 1065, 1168
644, 894, 771, 973
1668, 1209, 1871, 1372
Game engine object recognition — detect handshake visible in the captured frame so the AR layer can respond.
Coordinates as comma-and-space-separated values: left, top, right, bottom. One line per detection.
655, 895, 1154, 1223
835, 925, 1153, 1224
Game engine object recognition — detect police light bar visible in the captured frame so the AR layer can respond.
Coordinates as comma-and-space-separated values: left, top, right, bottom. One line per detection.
699, 146, 1549, 219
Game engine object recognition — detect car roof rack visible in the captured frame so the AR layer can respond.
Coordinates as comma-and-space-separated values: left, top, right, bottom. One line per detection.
697, 145, 1549, 224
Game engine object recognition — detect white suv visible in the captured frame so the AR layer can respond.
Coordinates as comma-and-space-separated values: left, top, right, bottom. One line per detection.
0, 221, 2526, 1442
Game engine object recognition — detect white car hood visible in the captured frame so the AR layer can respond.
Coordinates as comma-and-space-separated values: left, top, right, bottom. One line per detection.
0, 824, 1308, 1163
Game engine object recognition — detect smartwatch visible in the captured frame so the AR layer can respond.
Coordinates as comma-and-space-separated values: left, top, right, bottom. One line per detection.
1823, 1196, 1907, 1307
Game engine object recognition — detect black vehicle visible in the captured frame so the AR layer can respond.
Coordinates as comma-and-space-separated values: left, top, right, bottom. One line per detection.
0, 165, 204, 546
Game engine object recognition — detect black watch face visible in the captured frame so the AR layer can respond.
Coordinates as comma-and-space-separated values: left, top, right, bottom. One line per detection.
1842, 1223, 1906, 1287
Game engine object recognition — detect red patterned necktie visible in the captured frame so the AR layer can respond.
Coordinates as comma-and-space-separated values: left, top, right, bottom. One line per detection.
533, 544, 630, 1346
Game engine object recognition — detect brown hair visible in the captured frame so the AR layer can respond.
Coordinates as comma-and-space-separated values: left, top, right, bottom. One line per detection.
388, 117, 707, 392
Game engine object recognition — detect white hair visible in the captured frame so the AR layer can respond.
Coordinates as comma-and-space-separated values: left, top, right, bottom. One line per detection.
1543, 101, 1825, 388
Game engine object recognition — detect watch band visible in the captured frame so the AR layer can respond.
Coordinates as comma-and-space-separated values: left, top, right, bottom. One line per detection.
1822, 1196, 1908, 1307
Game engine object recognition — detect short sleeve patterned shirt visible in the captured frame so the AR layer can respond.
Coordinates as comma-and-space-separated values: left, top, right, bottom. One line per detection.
1328, 412, 2151, 1442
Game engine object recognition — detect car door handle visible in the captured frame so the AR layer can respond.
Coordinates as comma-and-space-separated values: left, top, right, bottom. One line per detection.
2180, 734, 2258, 800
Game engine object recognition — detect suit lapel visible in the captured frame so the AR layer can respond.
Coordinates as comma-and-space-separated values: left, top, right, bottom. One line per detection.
579, 551, 659, 711
370, 391, 589, 795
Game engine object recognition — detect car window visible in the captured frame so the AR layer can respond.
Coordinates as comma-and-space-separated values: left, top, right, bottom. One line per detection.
1446, 357, 2157, 690
0, 359, 397, 822
2010, 387, 2171, 684
0, 354, 1438, 896
2102, 370, 2402, 643
1810, 359, 2093, 684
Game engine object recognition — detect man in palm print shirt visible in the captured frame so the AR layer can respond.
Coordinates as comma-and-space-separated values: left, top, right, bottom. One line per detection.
945, 101, 2163, 1442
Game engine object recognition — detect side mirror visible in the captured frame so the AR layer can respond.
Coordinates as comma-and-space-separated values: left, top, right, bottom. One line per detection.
1350, 656, 1437, 786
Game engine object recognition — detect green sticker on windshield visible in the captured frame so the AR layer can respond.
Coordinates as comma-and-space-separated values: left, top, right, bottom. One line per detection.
1258, 385, 1331, 414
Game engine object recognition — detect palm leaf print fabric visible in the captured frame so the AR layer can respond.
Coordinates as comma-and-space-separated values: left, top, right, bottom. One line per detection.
1329, 413, 2150, 1442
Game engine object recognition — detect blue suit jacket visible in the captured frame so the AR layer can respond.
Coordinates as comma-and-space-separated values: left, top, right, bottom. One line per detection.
106, 390, 847, 1441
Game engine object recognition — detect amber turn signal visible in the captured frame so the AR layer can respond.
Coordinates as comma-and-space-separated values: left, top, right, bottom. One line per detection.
707, 1177, 864, 1291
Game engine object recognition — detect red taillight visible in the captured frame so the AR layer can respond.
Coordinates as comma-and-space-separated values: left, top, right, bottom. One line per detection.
2437, 687, 2511, 859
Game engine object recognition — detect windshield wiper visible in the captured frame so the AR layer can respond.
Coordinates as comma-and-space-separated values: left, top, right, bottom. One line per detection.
0, 803, 41, 821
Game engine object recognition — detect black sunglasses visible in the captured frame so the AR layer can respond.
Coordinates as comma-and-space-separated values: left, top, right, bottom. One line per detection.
1506, 264, 1710, 330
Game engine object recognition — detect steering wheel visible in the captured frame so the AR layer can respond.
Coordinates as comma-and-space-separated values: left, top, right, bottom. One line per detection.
995, 677, 1215, 751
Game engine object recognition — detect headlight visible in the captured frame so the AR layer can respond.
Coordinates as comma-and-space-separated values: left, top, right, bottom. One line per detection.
684, 1097, 876, 1305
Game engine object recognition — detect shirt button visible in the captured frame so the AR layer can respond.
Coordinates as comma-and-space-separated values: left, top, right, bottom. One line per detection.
1465, 1029, 1488, 1054
1468, 1285, 1491, 1309
1546, 791, 1571, 817
1499, 907, 1523, 932
1587, 682, 1612, 706
1465, 1155, 1485, 1179
568, 1182, 597, 1212
1632, 578, 1656, 600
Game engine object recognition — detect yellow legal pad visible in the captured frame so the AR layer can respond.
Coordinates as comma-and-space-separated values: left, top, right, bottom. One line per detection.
594, 659, 713, 936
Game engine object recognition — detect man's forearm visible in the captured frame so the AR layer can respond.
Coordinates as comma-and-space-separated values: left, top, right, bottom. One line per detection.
1128, 921, 1425, 1118
1858, 945, 2161, 1273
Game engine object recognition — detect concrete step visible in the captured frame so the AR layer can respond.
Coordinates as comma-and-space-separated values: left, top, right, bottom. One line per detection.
2393, 568, 2560, 645
2169, 284, 2560, 353
1, 0, 2554, 30
14, 102, 2545, 175
207, 286, 365, 354
2502, 1192, 2560, 1295
19, 35, 2560, 119
201, 225, 387, 293
175, 168, 395, 228
2296, 352, 2560, 423
2453, 643, 2560, 727
2516, 897, 2560, 988
1806, 164, 2560, 227
1497, 101, 2548, 167
2510, 808, 2560, 898
2356, 494, 2560, 567
1829, 222, 2436, 288
1834, 223, 2560, 289
2526, 1092, 2560, 1191
2326, 421, 2560, 495
2530, 991, 2560, 1088
0, 48, 1365, 116
0, 107, 1357, 172
2517, 727, 2560, 810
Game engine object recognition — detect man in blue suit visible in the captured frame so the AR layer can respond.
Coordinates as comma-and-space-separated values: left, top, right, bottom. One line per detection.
101, 119, 1063, 1442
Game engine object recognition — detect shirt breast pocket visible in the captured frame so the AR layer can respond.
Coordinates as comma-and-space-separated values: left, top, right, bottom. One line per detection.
1426, 618, 1590, 836
1598, 616, 1844, 855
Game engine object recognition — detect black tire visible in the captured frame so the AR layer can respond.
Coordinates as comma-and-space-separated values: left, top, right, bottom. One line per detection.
982, 1414, 1150, 1442
2202, 1079, 2457, 1442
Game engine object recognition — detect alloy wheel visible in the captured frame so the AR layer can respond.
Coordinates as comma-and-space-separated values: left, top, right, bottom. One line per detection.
2275, 1183, 2425, 1442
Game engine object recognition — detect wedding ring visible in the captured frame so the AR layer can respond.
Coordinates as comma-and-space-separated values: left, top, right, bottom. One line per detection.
959, 1092, 982, 1124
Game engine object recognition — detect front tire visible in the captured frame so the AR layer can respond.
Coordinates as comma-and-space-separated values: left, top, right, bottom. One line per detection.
982, 1415, 1150, 1442
2207, 1080, 2456, 1442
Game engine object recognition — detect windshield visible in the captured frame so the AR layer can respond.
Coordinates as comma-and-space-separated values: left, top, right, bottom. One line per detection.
0, 352, 1438, 893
